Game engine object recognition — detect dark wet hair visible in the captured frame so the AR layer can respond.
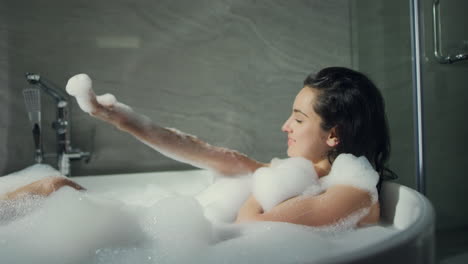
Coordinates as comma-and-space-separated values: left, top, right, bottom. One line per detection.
303, 67, 397, 192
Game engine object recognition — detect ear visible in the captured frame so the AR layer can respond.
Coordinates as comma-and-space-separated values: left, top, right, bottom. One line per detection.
326, 127, 339, 148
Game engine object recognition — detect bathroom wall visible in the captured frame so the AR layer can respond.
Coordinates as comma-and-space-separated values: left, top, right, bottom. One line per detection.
350, 0, 415, 189
0, 0, 353, 176
0, 0, 8, 174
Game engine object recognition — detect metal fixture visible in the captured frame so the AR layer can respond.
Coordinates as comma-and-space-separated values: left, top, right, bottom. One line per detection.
24, 73, 90, 176
410, 0, 426, 194
22, 87, 43, 163
432, 0, 468, 64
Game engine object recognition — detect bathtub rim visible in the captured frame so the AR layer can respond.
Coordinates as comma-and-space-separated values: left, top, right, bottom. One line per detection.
317, 181, 435, 264
72, 170, 435, 263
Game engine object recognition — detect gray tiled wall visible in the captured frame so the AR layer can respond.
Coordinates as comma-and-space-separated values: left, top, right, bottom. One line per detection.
350, 0, 415, 189
0, 3, 8, 175
0, 0, 352, 176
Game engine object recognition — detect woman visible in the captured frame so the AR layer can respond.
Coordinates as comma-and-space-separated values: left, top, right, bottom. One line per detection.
2, 67, 395, 228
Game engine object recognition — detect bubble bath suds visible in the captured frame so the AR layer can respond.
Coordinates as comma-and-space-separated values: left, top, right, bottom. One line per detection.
0, 165, 398, 264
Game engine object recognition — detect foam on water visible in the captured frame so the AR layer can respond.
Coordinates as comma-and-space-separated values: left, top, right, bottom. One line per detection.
0, 165, 398, 264
0, 190, 145, 264
0, 164, 61, 194
195, 175, 251, 223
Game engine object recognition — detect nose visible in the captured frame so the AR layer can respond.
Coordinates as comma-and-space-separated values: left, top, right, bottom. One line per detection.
282, 117, 292, 133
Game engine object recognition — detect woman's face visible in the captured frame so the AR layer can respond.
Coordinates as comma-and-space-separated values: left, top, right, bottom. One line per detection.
282, 87, 336, 163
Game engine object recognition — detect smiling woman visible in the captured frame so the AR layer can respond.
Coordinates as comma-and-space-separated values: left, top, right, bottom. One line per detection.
3, 67, 395, 230
282, 87, 335, 173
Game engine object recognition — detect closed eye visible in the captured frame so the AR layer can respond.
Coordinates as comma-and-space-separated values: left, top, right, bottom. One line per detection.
295, 119, 303, 124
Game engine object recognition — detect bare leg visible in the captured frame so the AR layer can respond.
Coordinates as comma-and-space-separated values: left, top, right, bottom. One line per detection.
66, 74, 266, 176
0, 177, 85, 201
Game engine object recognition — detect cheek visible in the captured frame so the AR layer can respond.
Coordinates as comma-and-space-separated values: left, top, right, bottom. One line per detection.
291, 129, 316, 153
297, 127, 328, 152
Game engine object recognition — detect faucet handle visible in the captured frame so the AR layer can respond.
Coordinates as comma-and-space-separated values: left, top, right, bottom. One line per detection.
68, 149, 92, 163
51, 120, 69, 134
59, 150, 92, 176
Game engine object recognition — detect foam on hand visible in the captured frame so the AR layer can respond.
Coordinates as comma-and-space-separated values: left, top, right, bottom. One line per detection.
320, 154, 379, 204
96, 93, 117, 107
252, 157, 321, 212
65, 73, 95, 113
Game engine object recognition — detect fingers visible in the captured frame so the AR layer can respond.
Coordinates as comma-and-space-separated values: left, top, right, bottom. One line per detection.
65, 178, 86, 191
52, 177, 87, 192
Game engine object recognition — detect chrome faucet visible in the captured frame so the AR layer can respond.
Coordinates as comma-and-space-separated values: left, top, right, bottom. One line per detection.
24, 73, 91, 176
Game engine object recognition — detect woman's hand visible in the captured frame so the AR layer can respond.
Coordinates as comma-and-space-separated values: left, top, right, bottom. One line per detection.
66, 74, 132, 128
2, 177, 85, 200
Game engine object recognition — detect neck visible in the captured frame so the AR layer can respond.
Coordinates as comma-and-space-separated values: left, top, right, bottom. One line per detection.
313, 158, 332, 178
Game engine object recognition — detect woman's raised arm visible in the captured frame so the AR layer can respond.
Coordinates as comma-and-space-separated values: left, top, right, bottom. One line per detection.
66, 74, 266, 176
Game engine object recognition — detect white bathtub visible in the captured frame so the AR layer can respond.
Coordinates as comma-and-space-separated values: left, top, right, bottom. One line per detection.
68, 169, 435, 264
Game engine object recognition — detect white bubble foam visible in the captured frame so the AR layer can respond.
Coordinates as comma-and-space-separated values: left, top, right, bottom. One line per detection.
139, 196, 213, 263
96, 93, 117, 107
0, 164, 61, 195
320, 154, 379, 203
66, 73, 95, 113
252, 157, 321, 211
0, 164, 397, 264
0, 188, 145, 264
196, 175, 251, 223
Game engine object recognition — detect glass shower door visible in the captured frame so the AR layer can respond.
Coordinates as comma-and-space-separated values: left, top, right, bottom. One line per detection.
420, 0, 468, 261
352, 0, 468, 262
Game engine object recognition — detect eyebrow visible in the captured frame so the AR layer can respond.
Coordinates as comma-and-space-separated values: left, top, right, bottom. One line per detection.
293, 109, 309, 118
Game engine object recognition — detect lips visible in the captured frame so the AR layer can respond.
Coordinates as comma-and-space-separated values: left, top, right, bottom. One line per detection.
288, 137, 295, 146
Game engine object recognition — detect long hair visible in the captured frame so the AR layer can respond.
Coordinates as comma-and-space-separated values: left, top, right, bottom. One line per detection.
304, 67, 397, 192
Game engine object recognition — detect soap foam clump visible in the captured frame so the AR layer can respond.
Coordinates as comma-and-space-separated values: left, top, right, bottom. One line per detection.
66, 73, 94, 113
320, 154, 379, 203
96, 93, 117, 107
196, 175, 251, 223
253, 157, 322, 211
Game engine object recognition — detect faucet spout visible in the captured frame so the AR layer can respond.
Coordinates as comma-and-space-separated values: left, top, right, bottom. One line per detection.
25, 73, 69, 103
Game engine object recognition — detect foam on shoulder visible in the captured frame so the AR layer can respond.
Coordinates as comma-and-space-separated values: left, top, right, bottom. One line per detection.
320, 154, 379, 203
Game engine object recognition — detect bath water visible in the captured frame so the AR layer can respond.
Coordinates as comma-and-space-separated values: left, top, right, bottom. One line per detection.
0, 165, 398, 264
